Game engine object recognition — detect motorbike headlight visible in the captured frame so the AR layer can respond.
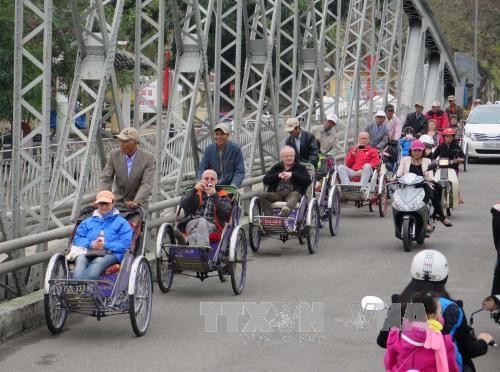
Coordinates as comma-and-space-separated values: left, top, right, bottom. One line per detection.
465, 131, 477, 141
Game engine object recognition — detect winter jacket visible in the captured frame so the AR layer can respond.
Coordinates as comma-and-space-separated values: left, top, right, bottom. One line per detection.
197, 141, 245, 187
425, 110, 449, 132
180, 187, 232, 230
263, 161, 311, 195
432, 141, 465, 173
384, 322, 459, 372
403, 112, 427, 135
73, 209, 133, 262
285, 129, 320, 166
446, 104, 464, 122
345, 145, 380, 171
378, 294, 488, 372
364, 122, 389, 149
400, 138, 413, 156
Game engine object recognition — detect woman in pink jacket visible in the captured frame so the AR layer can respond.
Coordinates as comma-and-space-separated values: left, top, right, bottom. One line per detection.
384, 291, 459, 372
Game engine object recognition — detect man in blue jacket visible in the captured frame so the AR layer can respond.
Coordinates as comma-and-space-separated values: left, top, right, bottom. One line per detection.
71, 191, 133, 280
197, 123, 245, 187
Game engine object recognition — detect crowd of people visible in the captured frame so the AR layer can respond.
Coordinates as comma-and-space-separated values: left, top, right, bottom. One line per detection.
65, 96, 498, 371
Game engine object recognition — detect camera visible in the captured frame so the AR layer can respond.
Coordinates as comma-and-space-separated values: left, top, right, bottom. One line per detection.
358, 145, 365, 150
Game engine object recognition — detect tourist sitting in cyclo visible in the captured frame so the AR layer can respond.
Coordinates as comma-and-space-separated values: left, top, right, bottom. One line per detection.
174, 169, 232, 246
337, 132, 380, 186
260, 146, 311, 217
67, 191, 133, 280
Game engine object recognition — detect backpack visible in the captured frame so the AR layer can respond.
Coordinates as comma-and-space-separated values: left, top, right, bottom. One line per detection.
439, 297, 463, 371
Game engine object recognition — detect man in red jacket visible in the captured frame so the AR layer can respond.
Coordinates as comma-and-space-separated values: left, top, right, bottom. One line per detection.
337, 132, 380, 185
425, 100, 448, 132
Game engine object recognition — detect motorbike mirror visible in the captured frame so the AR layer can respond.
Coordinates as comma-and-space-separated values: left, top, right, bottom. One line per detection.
361, 296, 385, 311
482, 296, 500, 312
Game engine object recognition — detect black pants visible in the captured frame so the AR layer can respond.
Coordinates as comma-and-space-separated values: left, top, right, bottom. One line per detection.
422, 181, 445, 220
491, 207, 500, 295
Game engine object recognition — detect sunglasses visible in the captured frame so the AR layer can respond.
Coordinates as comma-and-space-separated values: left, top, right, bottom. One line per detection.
386, 109, 394, 112
97, 202, 111, 206
203, 177, 216, 182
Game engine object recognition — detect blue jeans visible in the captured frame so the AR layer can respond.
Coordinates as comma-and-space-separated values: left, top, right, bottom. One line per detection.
73, 254, 119, 280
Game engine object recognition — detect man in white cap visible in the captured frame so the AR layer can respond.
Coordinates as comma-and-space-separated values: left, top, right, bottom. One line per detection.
364, 110, 389, 149
197, 122, 245, 187
284, 117, 319, 166
99, 127, 156, 208
424, 100, 448, 132
310, 113, 340, 155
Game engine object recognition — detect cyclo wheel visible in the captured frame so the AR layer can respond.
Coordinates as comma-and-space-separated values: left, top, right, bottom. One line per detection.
44, 256, 68, 334
328, 188, 341, 236
248, 199, 261, 252
306, 200, 321, 254
230, 228, 247, 295
378, 178, 388, 218
156, 225, 175, 292
129, 257, 153, 337
402, 219, 413, 252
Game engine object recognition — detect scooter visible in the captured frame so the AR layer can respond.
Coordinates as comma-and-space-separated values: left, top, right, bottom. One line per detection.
432, 158, 460, 216
392, 173, 434, 252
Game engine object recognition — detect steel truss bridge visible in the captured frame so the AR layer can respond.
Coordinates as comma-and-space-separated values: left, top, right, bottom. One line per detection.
1, 0, 459, 298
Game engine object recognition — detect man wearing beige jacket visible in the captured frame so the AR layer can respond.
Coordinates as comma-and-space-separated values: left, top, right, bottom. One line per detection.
99, 127, 156, 208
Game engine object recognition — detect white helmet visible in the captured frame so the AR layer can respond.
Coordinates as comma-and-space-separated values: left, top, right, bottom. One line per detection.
419, 135, 434, 147
411, 250, 448, 282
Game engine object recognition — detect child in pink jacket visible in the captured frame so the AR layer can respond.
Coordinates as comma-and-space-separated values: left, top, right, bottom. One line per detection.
384, 292, 459, 372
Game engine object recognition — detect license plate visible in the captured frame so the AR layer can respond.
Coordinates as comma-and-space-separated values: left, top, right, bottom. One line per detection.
341, 185, 359, 192
260, 217, 283, 225
483, 142, 500, 149
67, 283, 96, 294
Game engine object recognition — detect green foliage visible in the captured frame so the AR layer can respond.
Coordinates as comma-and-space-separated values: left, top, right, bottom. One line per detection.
427, 0, 500, 99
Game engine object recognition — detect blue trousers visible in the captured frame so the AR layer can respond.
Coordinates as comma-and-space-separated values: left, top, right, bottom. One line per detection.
73, 254, 118, 280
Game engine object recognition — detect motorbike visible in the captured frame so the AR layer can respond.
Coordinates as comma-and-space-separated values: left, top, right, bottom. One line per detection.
432, 157, 460, 216
391, 173, 434, 252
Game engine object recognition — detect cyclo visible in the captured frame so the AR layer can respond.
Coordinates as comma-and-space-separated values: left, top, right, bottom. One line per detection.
43, 205, 152, 336
248, 163, 321, 254
336, 155, 389, 217
155, 185, 247, 295
315, 153, 341, 236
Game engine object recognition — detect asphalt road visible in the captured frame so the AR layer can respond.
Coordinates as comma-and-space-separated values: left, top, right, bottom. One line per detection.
1, 160, 500, 372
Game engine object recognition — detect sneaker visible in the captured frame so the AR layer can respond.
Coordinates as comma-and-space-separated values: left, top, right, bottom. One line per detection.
173, 229, 188, 245
279, 207, 291, 217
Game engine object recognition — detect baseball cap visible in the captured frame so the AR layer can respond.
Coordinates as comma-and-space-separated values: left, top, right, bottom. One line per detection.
447, 95, 455, 101
95, 190, 115, 204
326, 113, 338, 123
432, 100, 441, 107
414, 102, 424, 108
375, 110, 386, 118
115, 127, 139, 142
284, 117, 300, 131
214, 122, 230, 134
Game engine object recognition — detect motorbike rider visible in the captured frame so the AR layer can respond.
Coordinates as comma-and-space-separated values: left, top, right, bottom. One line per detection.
433, 128, 464, 204
395, 140, 451, 227
377, 249, 493, 372
419, 134, 435, 159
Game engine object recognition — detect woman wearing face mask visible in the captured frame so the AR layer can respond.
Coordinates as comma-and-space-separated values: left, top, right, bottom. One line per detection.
377, 250, 493, 372
384, 291, 459, 372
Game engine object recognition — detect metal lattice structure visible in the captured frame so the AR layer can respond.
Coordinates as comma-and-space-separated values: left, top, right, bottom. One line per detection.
2, 0, 463, 299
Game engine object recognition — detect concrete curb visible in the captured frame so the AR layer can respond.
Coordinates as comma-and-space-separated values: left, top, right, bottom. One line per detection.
0, 289, 44, 343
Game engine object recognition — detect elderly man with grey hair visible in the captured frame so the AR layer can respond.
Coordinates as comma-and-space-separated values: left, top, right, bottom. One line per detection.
260, 146, 312, 217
